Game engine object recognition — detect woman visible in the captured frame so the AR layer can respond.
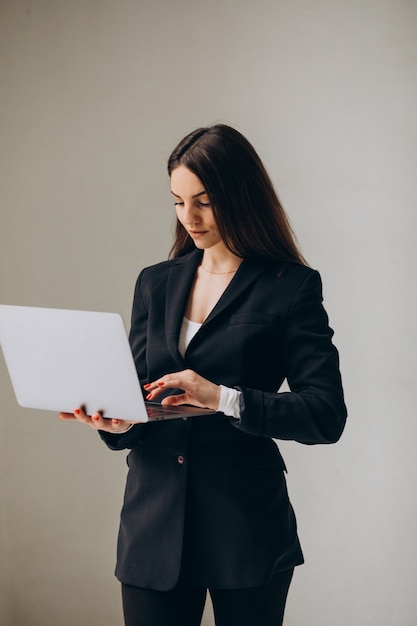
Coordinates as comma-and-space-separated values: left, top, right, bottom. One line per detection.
59, 124, 347, 626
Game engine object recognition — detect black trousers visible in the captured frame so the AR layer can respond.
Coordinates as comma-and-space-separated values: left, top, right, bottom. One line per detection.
121, 568, 294, 626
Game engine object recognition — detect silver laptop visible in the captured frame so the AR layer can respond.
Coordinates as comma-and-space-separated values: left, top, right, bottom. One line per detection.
0, 304, 216, 422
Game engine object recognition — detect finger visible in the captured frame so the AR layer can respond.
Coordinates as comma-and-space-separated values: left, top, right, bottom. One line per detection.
143, 380, 167, 391
96, 415, 136, 432
161, 393, 188, 406
73, 407, 93, 424
144, 380, 172, 401
58, 412, 76, 420
145, 388, 165, 401
91, 413, 131, 432
148, 377, 184, 389
90, 412, 108, 429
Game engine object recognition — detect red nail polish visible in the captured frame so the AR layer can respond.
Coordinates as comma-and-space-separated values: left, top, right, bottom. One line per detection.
74, 409, 80, 415
92, 415, 99, 421
143, 383, 151, 389
158, 382, 165, 387
146, 393, 152, 400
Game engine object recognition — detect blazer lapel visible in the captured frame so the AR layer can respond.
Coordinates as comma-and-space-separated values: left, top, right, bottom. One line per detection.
202, 259, 269, 327
164, 250, 270, 366
165, 250, 203, 367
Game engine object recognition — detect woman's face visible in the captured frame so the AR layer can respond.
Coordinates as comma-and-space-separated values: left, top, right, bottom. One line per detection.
170, 165, 223, 251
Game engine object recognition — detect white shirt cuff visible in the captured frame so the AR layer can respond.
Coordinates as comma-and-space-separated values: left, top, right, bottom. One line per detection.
114, 423, 135, 434
218, 385, 241, 419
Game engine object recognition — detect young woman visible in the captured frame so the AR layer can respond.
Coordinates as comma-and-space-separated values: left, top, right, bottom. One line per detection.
59, 124, 347, 626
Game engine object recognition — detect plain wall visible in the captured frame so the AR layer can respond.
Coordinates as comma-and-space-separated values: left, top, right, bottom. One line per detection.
1, 1, 416, 624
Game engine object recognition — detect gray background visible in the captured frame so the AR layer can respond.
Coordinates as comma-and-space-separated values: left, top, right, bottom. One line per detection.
1, 1, 416, 624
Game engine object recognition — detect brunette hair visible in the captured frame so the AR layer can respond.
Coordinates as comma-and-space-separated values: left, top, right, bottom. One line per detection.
168, 124, 307, 265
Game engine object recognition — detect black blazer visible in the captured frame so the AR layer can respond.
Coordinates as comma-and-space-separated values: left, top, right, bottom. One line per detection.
100, 249, 347, 591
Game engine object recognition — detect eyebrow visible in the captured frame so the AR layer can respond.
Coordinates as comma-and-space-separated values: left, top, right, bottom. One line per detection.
170, 189, 208, 199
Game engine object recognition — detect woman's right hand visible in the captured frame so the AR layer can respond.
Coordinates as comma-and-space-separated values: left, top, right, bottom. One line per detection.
58, 407, 135, 433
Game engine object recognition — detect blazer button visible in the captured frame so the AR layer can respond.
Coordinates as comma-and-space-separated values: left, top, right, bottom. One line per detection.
177, 455, 185, 464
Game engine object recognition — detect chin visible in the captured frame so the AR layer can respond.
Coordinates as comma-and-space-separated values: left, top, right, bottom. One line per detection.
192, 240, 212, 250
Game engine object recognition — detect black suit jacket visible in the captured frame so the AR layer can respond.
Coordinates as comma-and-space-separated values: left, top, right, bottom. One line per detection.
100, 250, 347, 591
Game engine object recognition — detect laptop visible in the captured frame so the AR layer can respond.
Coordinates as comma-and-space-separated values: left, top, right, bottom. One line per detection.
0, 304, 216, 422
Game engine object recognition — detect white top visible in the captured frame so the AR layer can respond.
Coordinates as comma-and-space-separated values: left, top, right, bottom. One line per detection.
178, 317, 202, 358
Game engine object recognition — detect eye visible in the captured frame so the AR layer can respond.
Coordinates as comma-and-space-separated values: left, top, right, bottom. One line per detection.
197, 201, 211, 208
174, 201, 184, 207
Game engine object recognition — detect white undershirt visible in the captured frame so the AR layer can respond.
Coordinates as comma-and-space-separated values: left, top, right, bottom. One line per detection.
179, 318, 241, 419
178, 318, 202, 358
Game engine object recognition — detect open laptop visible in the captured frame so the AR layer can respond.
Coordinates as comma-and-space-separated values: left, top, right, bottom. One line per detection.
0, 304, 216, 422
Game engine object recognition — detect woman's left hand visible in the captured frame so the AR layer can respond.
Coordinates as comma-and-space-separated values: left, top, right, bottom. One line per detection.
144, 369, 221, 411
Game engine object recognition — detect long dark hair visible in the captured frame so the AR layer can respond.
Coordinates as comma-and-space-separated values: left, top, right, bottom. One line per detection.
168, 124, 307, 265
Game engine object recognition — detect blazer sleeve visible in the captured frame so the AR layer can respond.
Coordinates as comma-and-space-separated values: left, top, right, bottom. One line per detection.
99, 270, 149, 451
234, 270, 347, 445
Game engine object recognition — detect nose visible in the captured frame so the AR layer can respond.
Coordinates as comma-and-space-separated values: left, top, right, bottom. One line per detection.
179, 203, 201, 226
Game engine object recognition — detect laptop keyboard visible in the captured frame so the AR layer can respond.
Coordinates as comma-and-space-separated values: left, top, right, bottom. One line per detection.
145, 404, 180, 418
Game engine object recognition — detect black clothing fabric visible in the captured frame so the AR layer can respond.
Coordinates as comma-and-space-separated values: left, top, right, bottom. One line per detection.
121, 569, 294, 626
100, 250, 347, 591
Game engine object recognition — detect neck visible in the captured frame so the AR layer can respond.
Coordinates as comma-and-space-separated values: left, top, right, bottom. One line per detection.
200, 249, 243, 275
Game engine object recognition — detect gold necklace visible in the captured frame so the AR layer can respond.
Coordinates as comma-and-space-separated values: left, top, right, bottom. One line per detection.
200, 264, 240, 275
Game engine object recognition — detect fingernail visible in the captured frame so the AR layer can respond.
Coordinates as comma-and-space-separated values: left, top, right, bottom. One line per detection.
146, 393, 152, 400
92, 415, 99, 421
158, 382, 165, 387
74, 409, 80, 415
143, 383, 151, 389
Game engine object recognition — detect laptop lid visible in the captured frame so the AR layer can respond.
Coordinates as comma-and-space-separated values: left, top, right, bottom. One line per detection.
0, 305, 215, 422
